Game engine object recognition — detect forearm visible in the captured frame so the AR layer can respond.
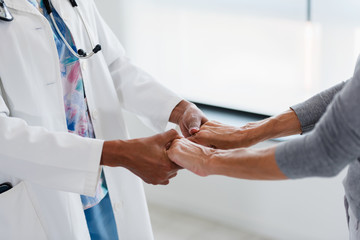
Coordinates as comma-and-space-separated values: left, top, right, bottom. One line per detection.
247, 81, 347, 143
169, 100, 191, 124
101, 138, 157, 168
190, 109, 301, 149
208, 146, 288, 180
100, 140, 126, 167
276, 76, 360, 179
191, 82, 348, 150
100, 130, 181, 185
100, 139, 145, 168
243, 109, 301, 145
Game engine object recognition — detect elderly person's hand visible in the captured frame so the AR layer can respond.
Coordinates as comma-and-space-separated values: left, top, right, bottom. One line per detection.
187, 121, 253, 149
188, 109, 301, 149
167, 137, 287, 180
166, 138, 216, 177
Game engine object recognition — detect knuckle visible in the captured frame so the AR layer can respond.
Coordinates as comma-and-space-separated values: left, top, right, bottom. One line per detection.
144, 179, 152, 184
153, 179, 163, 185
169, 174, 177, 179
195, 131, 204, 138
172, 139, 179, 145
165, 165, 174, 172
171, 129, 179, 136
168, 129, 179, 139
160, 160, 171, 168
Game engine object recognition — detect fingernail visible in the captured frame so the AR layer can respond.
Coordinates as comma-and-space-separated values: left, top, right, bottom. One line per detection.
190, 128, 199, 135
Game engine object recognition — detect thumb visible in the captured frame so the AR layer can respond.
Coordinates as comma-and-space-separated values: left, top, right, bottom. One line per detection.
187, 118, 201, 136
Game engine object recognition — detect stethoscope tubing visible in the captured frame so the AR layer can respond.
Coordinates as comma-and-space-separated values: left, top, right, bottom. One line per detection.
0, 0, 14, 21
44, 0, 101, 59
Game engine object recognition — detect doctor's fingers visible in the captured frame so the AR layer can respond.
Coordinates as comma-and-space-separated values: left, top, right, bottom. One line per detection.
160, 180, 170, 185
184, 111, 208, 137
168, 171, 178, 180
159, 172, 178, 185
181, 116, 205, 137
164, 149, 184, 170
148, 173, 177, 186
160, 129, 182, 148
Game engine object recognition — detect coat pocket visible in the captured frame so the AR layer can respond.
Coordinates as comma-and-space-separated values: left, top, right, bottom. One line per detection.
0, 181, 47, 239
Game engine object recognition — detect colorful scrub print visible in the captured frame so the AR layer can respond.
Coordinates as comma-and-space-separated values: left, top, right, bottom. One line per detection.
28, 0, 108, 210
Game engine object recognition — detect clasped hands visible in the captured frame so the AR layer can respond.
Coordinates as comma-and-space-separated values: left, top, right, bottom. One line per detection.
101, 100, 265, 185
100, 100, 207, 185
167, 120, 257, 178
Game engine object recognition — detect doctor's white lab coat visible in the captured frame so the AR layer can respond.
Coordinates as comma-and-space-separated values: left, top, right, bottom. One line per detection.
0, 0, 182, 239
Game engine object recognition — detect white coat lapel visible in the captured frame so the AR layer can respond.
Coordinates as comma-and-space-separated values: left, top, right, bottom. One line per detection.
5, 0, 42, 15
49, 0, 68, 20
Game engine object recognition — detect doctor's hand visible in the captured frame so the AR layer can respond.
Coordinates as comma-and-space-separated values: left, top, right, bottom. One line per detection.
170, 100, 208, 137
101, 129, 182, 185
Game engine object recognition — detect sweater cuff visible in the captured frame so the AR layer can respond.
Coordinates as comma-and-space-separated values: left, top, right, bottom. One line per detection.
290, 101, 322, 134
290, 81, 346, 134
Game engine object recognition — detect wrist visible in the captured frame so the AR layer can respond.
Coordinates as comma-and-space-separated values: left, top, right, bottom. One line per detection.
236, 120, 272, 147
169, 100, 192, 124
207, 149, 227, 176
267, 109, 302, 138
207, 148, 241, 176
252, 118, 280, 142
209, 147, 286, 180
100, 140, 128, 167
241, 109, 301, 144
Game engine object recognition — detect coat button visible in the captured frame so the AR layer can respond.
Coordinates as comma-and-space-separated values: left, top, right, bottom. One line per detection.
113, 202, 123, 212
62, 14, 70, 23
81, 62, 87, 71
92, 110, 99, 120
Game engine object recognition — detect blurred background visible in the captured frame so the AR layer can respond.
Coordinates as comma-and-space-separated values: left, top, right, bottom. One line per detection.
95, 0, 360, 239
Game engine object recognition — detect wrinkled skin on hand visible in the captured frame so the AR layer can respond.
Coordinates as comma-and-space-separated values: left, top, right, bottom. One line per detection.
188, 120, 252, 149
167, 136, 286, 180
188, 109, 302, 150
102, 129, 182, 185
167, 138, 216, 177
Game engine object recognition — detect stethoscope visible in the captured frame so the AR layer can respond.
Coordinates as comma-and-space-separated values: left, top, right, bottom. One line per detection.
0, 0, 13, 22
0, 0, 101, 59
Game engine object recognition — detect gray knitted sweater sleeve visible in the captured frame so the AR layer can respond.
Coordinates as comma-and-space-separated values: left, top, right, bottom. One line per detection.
275, 74, 360, 178
291, 81, 347, 133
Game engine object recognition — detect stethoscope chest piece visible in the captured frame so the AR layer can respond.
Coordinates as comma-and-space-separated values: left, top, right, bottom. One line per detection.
0, 0, 13, 22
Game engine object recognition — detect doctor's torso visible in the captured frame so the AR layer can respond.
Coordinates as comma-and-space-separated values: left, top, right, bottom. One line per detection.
0, 0, 155, 239
0, 0, 127, 139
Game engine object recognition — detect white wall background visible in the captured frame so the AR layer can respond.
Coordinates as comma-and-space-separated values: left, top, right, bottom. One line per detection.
95, 1, 350, 239
96, 0, 360, 116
